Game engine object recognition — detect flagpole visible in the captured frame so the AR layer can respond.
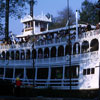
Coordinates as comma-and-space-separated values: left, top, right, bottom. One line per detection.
30, 0, 35, 87
67, 0, 72, 91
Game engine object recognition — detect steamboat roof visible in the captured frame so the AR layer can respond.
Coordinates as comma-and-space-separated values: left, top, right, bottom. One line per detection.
21, 14, 51, 23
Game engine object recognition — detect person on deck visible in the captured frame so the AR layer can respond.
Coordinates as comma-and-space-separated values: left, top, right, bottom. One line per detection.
15, 77, 22, 96
86, 23, 91, 31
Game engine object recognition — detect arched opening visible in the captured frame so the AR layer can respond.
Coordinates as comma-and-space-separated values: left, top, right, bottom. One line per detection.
73, 43, 80, 55
32, 49, 36, 59
21, 50, 25, 60
51, 47, 56, 57
11, 51, 14, 60
1, 51, 5, 59
58, 45, 64, 57
26, 49, 30, 60
38, 48, 43, 59
6, 51, 10, 60
90, 39, 99, 52
44, 47, 49, 58
16, 51, 20, 60
65, 45, 72, 55
81, 41, 89, 53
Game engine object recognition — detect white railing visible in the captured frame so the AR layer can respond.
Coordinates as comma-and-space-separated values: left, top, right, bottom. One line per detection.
0, 43, 32, 50
79, 29, 100, 39
0, 51, 98, 66
35, 51, 99, 65
35, 37, 67, 47
0, 60, 33, 66
35, 56, 81, 65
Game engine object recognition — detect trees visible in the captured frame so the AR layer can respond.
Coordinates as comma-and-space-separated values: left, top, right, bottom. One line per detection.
79, 0, 99, 25
0, 0, 35, 42
49, 7, 75, 30
0, 0, 28, 35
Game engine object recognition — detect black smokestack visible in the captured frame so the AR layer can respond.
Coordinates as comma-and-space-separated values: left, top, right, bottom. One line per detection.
5, 0, 9, 43
30, 0, 34, 18
96, 0, 100, 22
98, 0, 100, 22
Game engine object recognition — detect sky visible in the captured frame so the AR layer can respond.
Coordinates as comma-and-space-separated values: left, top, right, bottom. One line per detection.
9, 0, 98, 35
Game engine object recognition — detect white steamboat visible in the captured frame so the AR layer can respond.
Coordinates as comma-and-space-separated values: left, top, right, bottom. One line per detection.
0, 10, 100, 97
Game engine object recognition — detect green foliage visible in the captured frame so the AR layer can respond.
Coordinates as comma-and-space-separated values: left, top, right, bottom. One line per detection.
0, 0, 32, 34
49, 7, 75, 30
79, 0, 99, 25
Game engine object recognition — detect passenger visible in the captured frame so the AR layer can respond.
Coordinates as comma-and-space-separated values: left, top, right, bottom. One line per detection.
86, 23, 91, 31
96, 23, 100, 29
15, 77, 22, 96
78, 25, 82, 34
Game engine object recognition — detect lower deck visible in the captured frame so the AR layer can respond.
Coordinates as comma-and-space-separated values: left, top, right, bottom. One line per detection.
0, 58, 99, 91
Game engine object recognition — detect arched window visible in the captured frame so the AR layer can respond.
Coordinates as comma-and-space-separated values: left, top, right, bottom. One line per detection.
21, 50, 25, 60
90, 39, 99, 52
16, 51, 20, 60
32, 49, 36, 59
26, 49, 30, 60
73, 43, 80, 55
81, 41, 89, 53
38, 48, 43, 59
1, 51, 5, 59
11, 51, 14, 60
44, 47, 49, 58
51, 47, 56, 57
6, 51, 9, 60
65, 45, 72, 55
58, 45, 64, 57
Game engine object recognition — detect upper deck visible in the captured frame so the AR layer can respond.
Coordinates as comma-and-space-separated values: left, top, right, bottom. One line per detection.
0, 28, 99, 50
0, 28, 99, 64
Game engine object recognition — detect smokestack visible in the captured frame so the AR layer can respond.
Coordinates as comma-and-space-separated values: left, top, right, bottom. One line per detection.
96, 0, 100, 22
30, 0, 34, 18
5, 0, 9, 43
98, 0, 100, 22
76, 10, 78, 41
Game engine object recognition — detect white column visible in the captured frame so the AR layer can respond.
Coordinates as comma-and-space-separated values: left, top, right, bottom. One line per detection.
64, 45, 66, 56
9, 51, 11, 60
38, 22, 40, 32
71, 45, 73, 55
14, 51, 16, 60
13, 67, 15, 80
42, 48, 44, 59
36, 49, 38, 59
88, 40, 91, 53
19, 50, 21, 60
5, 51, 6, 60
48, 66, 51, 86
62, 65, 65, 86
56, 46, 58, 57
30, 49, 32, 59
48, 66, 51, 80
3, 67, 6, 79
80, 42, 82, 54
46, 23, 49, 31
24, 67, 26, 80
35, 67, 38, 80
49, 47, 51, 58
33, 21, 35, 34
30, 21, 31, 28
63, 65, 65, 80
